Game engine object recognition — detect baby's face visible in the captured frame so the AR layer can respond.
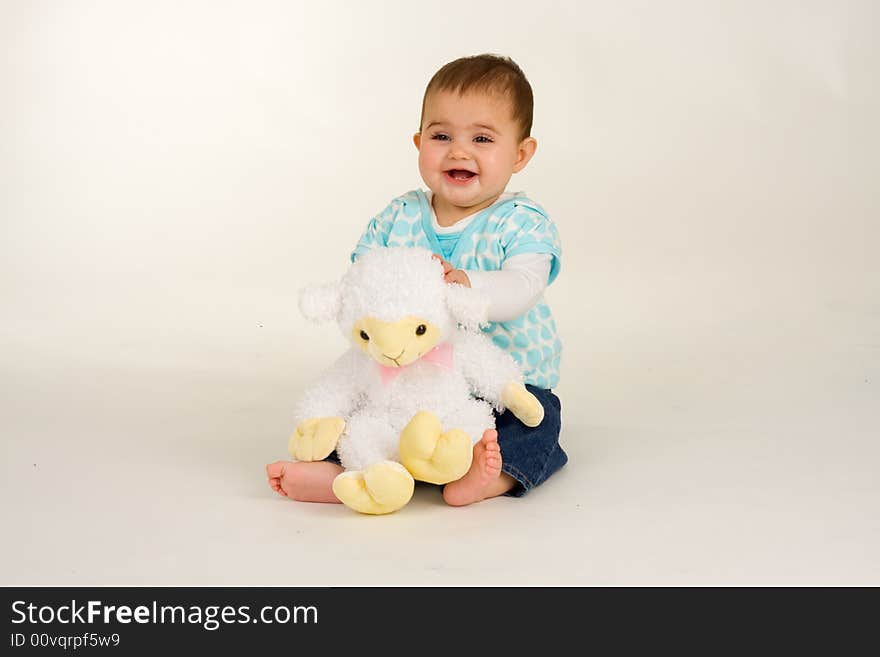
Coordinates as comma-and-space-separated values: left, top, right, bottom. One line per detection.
415, 90, 535, 221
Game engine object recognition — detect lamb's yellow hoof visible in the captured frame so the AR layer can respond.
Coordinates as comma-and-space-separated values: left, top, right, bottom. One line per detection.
502, 382, 545, 427
332, 461, 414, 515
288, 416, 345, 462
399, 411, 472, 484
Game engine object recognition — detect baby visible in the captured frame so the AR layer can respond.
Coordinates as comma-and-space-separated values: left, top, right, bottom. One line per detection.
267, 53, 567, 506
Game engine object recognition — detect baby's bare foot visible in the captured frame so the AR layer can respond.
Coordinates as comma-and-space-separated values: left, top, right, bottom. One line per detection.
267, 461, 292, 497
442, 429, 513, 506
266, 460, 343, 503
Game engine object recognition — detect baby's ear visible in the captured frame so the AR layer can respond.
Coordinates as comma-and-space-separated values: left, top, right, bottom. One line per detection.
298, 281, 342, 323
445, 283, 490, 332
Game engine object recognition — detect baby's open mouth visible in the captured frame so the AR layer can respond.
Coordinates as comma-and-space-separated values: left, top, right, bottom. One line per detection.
445, 169, 477, 182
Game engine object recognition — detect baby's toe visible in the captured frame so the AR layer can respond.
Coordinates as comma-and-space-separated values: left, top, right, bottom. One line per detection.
266, 462, 286, 478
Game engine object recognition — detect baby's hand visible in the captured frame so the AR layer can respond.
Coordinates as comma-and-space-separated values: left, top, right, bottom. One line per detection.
501, 383, 544, 427
432, 254, 471, 287
288, 416, 345, 461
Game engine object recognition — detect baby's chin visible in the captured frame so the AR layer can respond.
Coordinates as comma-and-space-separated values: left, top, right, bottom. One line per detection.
433, 185, 505, 210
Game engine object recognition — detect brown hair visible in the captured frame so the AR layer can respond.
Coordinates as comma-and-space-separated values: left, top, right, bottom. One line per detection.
419, 54, 534, 141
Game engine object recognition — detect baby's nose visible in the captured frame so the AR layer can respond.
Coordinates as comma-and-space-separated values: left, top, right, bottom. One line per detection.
449, 145, 471, 159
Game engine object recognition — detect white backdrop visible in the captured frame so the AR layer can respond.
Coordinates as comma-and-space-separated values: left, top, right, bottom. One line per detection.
2, 1, 878, 585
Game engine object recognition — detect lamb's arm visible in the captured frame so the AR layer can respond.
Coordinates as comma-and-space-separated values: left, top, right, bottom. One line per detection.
453, 332, 544, 427
454, 331, 521, 405
289, 348, 369, 461
293, 347, 369, 423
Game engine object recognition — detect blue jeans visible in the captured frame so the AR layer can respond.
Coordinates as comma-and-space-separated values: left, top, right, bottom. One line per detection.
324, 385, 567, 497
494, 385, 567, 497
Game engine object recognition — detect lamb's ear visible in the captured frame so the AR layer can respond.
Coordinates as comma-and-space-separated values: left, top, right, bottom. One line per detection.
298, 281, 342, 323
445, 283, 490, 331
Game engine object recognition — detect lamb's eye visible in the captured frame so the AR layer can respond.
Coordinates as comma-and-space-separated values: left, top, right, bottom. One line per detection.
359, 330, 370, 341
415, 324, 427, 336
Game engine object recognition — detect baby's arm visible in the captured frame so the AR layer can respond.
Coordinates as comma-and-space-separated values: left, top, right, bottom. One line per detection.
290, 348, 369, 461
441, 253, 552, 323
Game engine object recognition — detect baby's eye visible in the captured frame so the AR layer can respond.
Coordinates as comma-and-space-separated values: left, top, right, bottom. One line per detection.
431, 134, 450, 141
474, 135, 493, 143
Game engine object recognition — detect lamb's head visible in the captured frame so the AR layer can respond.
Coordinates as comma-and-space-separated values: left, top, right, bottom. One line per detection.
298, 247, 489, 368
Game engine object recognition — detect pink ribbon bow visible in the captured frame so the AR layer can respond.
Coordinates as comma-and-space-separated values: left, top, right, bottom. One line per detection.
378, 342, 454, 385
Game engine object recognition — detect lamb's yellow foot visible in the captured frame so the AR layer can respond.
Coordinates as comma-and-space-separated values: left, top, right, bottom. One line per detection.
331, 461, 414, 515
502, 382, 544, 427
399, 411, 472, 485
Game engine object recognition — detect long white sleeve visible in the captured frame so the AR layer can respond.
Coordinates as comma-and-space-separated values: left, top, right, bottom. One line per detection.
465, 253, 552, 323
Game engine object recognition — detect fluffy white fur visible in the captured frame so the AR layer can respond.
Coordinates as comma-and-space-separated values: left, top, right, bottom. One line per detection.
294, 247, 524, 472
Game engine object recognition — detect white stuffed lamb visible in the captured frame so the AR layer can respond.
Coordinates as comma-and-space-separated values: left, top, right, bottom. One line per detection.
292, 246, 544, 514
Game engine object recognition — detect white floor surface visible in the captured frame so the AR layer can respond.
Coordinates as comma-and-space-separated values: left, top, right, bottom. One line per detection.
3, 287, 878, 586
